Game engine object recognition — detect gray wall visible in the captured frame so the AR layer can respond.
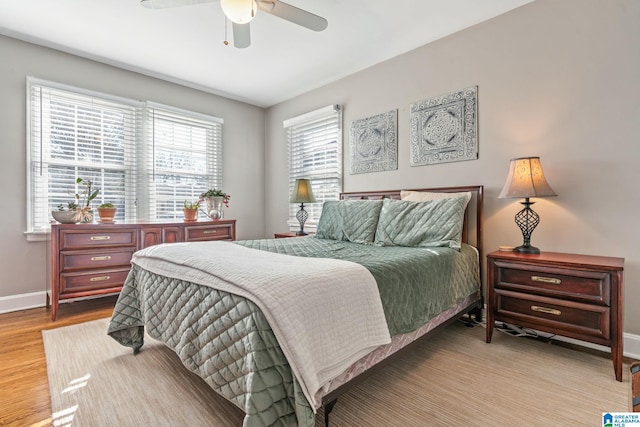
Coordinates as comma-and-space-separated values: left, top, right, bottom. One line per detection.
265, 0, 640, 335
0, 35, 265, 300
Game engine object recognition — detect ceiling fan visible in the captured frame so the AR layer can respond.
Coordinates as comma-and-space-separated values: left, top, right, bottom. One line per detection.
141, 0, 328, 49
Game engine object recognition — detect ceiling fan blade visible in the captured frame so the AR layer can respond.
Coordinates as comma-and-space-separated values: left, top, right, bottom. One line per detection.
258, 0, 328, 32
232, 23, 251, 48
141, 0, 215, 9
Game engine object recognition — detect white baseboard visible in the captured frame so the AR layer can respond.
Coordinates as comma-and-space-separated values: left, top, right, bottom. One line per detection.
0, 291, 47, 314
623, 333, 640, 360
552, 334, 640, 361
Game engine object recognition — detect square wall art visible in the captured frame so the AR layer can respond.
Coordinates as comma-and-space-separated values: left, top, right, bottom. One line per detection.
410, 86, 478, 166
350, 109, 398, 174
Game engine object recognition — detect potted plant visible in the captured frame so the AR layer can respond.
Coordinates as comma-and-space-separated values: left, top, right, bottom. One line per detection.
52, 178, 99, 224
97, 203, 117, 223
183, 200, 200, 222
199, 188, 230, 220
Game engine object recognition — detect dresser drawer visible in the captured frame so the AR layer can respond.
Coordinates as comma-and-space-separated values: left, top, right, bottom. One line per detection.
495, 262, 610, 305
60, 229, 137, 249
60, 249, 135, 271
60, 269, 130, 293
184, 224, 234, 241
495, 290, 610, 340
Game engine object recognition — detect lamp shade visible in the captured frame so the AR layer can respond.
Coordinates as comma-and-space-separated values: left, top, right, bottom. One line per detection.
498, 157, 557, 199
290, 179, 317, 203
220, 0, 256, 24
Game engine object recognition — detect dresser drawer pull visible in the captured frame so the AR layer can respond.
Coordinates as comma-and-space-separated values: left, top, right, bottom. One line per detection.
90, 236, 111, 241
531, 305, 561, 316
90, 276, 110, 282
90, 256, 111, 261
203, 230, 218, 234
531, 276, 561, 285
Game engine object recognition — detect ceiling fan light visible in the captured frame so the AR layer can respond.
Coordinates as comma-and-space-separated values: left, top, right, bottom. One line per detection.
220, 0, 257, 24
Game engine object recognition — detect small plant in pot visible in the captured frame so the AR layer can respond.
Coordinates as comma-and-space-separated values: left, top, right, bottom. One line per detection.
97, 203, 117, 223
51, 178, 99, 224
183, 200, 200, 222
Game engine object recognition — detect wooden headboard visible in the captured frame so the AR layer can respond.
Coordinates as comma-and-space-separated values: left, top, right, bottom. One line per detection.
340, 185, 484, 267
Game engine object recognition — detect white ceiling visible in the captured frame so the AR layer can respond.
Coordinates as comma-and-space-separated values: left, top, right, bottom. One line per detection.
0, 0, 532, 107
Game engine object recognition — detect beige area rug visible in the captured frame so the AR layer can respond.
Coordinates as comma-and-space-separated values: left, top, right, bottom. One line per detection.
43, 319, 631, 427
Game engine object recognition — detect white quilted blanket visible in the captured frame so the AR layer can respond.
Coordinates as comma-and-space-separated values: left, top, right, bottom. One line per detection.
131, 240, 391, 410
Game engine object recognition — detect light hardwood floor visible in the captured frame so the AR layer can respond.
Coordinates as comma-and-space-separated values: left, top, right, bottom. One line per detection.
2, 295, 637, 427
0, 296, 118, 427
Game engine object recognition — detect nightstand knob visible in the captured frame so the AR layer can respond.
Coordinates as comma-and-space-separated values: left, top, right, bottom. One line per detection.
531, 275, 561, 285
531, 305, 561, 316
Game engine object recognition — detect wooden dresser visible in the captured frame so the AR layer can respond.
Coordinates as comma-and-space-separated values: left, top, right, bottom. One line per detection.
486, 250, 624, 381
47, 220, 236, 320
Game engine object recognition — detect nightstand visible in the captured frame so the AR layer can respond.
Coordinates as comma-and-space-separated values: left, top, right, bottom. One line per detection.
486, 250, 624, 381
274, 232, 313, 238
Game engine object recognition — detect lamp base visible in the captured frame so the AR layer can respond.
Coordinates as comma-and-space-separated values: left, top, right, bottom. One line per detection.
514, 198, 542, 255
514, 244, 540, 254
295, 203, 309, 237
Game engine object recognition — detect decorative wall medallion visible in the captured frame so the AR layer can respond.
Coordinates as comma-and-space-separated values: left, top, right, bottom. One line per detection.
350, 109, 398, 174
410, 86, 478, 166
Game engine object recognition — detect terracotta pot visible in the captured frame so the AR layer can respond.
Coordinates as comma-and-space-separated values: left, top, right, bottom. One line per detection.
97, 207, 117, 223
183, 208, 198, 222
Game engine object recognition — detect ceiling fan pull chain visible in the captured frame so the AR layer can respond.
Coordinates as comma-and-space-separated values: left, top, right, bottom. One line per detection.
223, 16, 229, 45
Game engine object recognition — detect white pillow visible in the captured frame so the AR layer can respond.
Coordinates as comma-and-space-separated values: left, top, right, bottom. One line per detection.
400, 190, 472, 206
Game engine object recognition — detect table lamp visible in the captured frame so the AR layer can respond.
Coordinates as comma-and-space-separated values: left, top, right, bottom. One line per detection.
290, 178, 316, 235
499, 156, 557, 254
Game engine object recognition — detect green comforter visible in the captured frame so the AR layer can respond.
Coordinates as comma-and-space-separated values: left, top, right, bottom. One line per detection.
237, 237, 480, 335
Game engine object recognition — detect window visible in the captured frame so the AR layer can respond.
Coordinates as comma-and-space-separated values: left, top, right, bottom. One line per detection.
141, 103, 223, 221
284, 105, 342, 231
27, 78, 223, 236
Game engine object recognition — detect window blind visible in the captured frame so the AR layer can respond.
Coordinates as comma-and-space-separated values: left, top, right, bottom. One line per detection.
27, 78, 141, 233
284, 105, 342, 230
142, 102, 223, 220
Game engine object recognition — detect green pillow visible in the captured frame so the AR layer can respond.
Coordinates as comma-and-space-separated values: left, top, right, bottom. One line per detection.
374, 197, 468, 249
316, 200, 383, 244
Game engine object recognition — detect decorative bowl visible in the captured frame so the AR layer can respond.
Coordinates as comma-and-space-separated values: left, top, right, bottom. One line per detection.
51, 210, 79, 224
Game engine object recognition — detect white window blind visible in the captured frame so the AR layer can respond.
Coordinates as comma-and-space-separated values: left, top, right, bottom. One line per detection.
28, 78, 141, 233
27, 78, 224, 234
284, 105, 342, 230
142, 102, 223, 221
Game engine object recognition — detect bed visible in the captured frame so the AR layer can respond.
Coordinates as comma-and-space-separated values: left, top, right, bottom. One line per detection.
108, 185, 483, 427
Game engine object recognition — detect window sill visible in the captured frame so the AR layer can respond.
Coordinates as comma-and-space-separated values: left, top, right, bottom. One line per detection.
25, 230, 50, 242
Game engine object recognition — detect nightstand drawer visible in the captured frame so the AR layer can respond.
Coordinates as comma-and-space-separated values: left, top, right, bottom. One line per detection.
495, 261, 610, 305
495, 290, 610, 340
